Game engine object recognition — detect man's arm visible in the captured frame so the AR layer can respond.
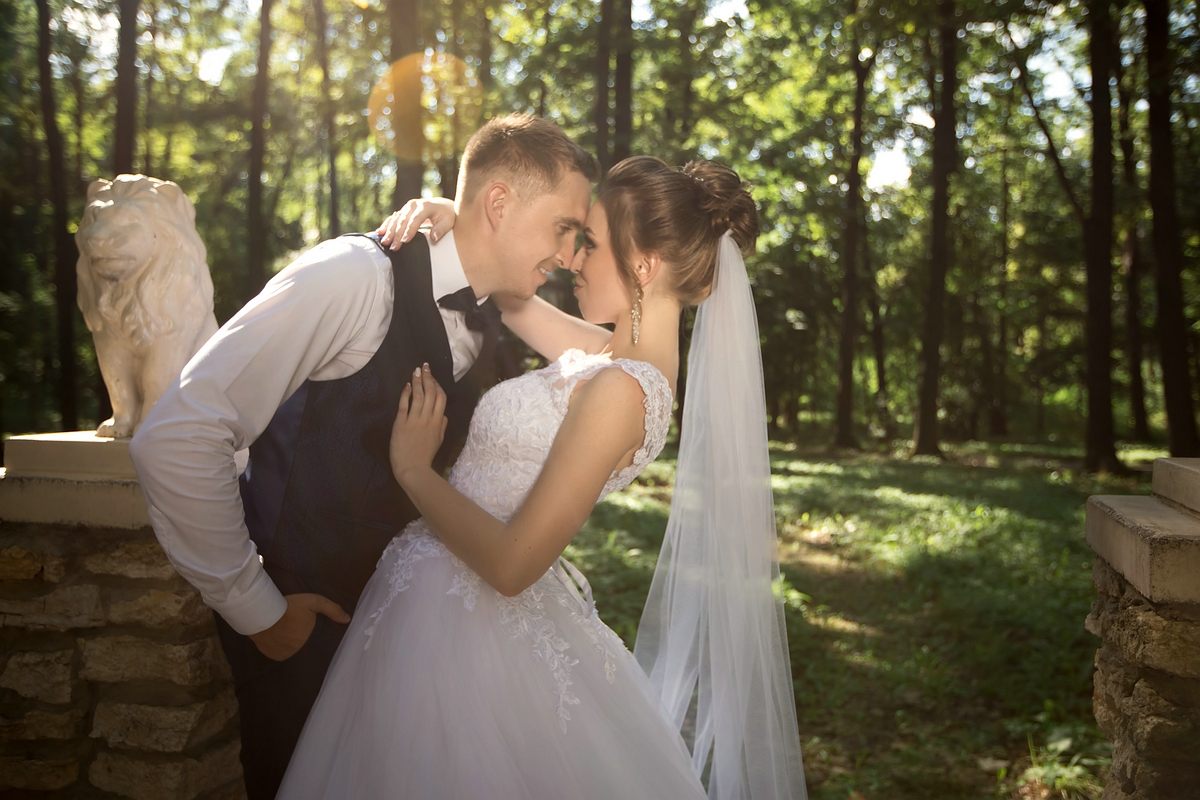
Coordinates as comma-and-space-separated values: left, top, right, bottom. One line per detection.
130, 236, 389, 642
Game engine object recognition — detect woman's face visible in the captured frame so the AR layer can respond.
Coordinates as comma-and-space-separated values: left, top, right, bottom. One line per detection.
568, 202, 634, 325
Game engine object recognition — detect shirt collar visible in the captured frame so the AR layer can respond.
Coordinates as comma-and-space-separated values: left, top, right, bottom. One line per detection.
429, 230, 488, 306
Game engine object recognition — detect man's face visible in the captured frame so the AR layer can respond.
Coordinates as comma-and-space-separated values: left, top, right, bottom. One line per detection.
494, 171, 591, 299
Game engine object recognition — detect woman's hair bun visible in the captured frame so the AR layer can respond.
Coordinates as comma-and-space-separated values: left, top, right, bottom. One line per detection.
598, 155, 758, 306
681, 160, 759, 252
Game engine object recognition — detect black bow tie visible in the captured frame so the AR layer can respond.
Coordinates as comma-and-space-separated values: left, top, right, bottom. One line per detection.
437, 286, 500, 333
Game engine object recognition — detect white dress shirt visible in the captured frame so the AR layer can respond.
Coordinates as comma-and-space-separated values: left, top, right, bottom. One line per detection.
130, 231, 485, 636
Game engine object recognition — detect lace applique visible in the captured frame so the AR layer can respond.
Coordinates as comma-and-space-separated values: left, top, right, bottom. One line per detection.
586, 618, 621, 684
366, 539, 607, 722
496, 584, 582, 732
363, 527, 444, 649
446, 568, 481, 611
551, 590, 621, 684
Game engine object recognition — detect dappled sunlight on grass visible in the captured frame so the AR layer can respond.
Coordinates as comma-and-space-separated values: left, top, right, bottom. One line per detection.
570, 439, 1132, 799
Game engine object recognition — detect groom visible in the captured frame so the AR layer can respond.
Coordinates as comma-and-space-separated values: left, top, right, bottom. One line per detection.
130, 114, 595, 799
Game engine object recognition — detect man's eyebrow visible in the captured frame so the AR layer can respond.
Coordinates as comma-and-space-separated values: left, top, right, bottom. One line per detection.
556, 216, 586, 231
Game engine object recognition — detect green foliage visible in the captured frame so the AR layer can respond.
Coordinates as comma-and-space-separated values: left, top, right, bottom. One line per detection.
572, 439, 1150, 798
4, 0, 1197, 444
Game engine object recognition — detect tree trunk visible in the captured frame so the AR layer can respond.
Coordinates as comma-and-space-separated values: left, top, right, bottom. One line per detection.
666, 4, 698, 161
1035, 296, 1047, 437
612, 0, 633, 162
68, 44, 85, 196
161, 78, 175, 176
991, 135, 1011, 436
444, 0, 464, 199
313, 0, 340, 234
37, 0, 79, 430
536, 5, 554, 117
113, 0, 138, 174
246, 0, 275, 301
862, 203, 892, 438
594, 0, 613, 170
1143, 0, 1200, 455
1113, 30, 1150, 441
142, 2, 156, 176
390, 0, 424, 209
835, 36, 874, 449
913, 0, 956, 457
478, 6, 493, 123
1083, 0, 1121, 472
974, 293, 993, 441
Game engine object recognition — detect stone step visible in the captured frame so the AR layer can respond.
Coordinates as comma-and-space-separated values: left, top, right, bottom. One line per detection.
3, 432, 248, 480
1153, 458, 1200, 517
4, 432, 136, 480
1085, 493, 1200, 604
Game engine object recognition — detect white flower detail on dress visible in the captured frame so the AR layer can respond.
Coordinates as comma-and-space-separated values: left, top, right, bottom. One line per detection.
363, 524, 444, 648
549, 591, 620, 684
446, 568, 480, 611
496, 584, 583, 732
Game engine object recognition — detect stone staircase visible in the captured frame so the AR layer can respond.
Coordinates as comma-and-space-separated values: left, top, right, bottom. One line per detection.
1083, 458, 1200, 800
1086, 458, 1200, 605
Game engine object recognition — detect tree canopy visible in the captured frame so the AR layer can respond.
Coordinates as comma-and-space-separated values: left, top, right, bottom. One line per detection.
2, 0, 1197, 465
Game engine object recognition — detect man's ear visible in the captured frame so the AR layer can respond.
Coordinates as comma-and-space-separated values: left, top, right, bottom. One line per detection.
482, 181, 509, 232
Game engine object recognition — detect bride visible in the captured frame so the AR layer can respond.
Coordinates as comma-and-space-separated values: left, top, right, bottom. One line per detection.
276, 156, 807, 799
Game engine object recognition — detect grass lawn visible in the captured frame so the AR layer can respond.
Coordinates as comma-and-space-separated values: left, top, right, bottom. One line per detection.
567, 439, 1166, 800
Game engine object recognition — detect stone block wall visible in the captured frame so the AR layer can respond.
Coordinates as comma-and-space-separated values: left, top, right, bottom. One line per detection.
0, 434, 244, 798
1085, 458, 1200, 800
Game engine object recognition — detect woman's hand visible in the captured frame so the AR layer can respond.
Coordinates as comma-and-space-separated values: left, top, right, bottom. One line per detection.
376, 197, 458, 250
390, 363, 448, 486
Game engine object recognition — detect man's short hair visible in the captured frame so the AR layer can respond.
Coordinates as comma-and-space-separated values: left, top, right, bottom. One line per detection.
457, 114, 598, 201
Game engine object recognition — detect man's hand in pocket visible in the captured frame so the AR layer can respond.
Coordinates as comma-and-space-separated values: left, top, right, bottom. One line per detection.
248, 593, 350, 661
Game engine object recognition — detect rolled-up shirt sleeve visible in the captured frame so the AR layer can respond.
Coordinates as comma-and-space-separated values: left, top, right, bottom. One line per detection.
130, 236, 391, 635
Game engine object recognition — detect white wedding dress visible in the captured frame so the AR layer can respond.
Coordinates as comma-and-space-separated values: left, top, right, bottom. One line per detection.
277, 348, 707, 799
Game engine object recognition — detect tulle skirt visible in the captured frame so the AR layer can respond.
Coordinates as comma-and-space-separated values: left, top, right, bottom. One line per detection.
277, 520, 707, 799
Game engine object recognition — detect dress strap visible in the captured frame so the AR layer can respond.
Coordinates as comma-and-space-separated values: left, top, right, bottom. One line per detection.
550, 556, 596, 617
549, 351, 673, 488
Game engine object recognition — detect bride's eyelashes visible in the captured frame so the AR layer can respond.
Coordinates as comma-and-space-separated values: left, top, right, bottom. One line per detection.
574, 231, 597, 255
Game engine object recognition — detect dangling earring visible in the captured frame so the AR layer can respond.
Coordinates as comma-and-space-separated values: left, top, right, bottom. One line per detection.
631, 285, 644, 345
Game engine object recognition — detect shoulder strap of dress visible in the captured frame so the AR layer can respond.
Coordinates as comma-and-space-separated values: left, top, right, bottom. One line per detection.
606, 359, 672, 464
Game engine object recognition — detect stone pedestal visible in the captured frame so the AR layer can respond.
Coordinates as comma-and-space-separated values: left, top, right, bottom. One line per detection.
0, 433, 245, 798
1085, 458, 1200, 800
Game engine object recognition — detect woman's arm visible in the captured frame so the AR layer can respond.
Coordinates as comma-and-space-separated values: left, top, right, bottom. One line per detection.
376, 200, 614, 361
391, 364, 644, 597
494, 294, 613, 362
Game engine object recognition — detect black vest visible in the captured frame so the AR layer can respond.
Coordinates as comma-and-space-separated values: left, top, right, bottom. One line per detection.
239, 234, 496, 613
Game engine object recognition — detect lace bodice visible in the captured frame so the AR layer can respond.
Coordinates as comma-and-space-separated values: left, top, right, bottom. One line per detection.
445, 348, 673, 520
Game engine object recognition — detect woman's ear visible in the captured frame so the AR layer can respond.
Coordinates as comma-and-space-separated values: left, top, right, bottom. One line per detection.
637, 252, 665, 291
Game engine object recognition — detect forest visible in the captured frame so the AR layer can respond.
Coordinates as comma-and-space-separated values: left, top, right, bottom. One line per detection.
2, 0, 1198, 467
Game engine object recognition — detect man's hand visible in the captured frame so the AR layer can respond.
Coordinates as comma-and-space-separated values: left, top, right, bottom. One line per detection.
248, 592, 350, 661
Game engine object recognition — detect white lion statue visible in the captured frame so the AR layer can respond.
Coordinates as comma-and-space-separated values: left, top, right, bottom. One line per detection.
76, 174, 218, 438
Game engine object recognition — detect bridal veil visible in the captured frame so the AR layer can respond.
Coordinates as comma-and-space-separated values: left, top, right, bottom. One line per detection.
634, 232, 808, 799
